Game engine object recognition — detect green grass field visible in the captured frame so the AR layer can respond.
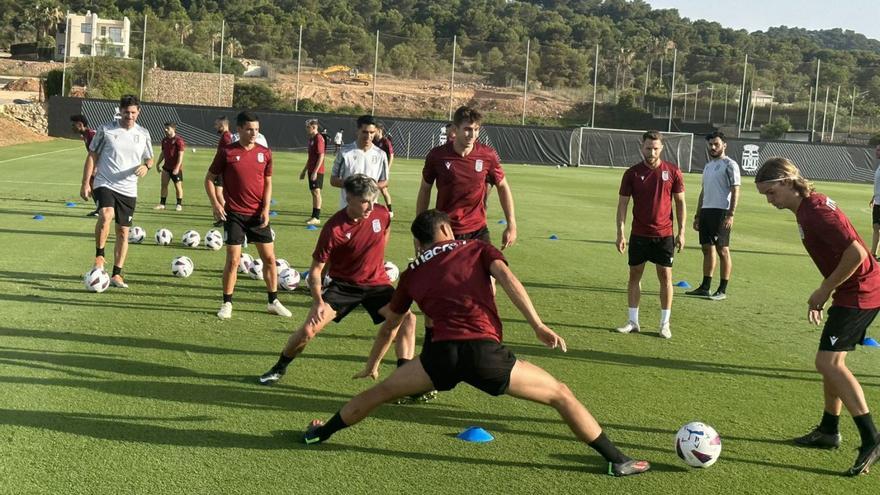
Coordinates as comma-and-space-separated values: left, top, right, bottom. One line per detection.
1, 139, 879, 494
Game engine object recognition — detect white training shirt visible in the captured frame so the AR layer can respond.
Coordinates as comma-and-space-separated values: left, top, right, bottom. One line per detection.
334, 132, 343, 145
231, 132, 268, 147
331, 142, 388, 209
873, 165, 880, 204
90, 121, 153, 198
700, 156, 742, 210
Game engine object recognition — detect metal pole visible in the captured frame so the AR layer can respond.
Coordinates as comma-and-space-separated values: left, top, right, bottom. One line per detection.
849, 86, 857, 135
811, 59, 821, 135
693, 85, 698, 120
807, 86, 813, 130
768, 87, 775, 123
682, 83, 688, 121
521, 38, 530, 125
371, 30, 379, 115
139, 15, 147, 100
747, 73, 756, 130
667, 48, 676, 132
708, 86, 714, 123
820, 86, 830, 142
577, 127, 584, 167
591, 44, 599, 127
830, 85, 841, 142
643, 60, 650, 108
61, 12, 69, 97
448, 35, 456, 120
723, 86, 728, 123
294, 25, 302, 111
406, 131, 410, 160
737, 54, 748, 137
217, 19, 225, 106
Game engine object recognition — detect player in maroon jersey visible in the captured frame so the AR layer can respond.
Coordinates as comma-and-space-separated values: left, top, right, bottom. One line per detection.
210, 116, 233, 226
756, 157, 880, 477
71, 114, 99, 216
153, 122, 186, 211
300, 119, 325, 226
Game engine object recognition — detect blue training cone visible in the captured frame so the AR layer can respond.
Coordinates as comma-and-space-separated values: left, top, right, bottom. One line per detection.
674, 281, 692, 289
305, 225, 318, 231
269, 210, 278, 217
270, 199, 277, 205
549, 234, 559, 240
32, 214, 45, 220
65, 201, 77, 207
497, 219, 507, 225
457, 426, 494, 443
863, 337, 880, 347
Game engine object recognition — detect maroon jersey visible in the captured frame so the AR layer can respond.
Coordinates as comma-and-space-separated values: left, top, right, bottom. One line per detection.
374, 136, 394, 160
797, 193, 880, 309
82, 129, 96, 150
307, 133, 325, 174
218, 131, 233, 148
208, 143, 272, 215
312, 205, 391, 286
618, 161, 684, 237
390, 240, 506, 343
160, 135, 186, 171
423, 142, 505, 234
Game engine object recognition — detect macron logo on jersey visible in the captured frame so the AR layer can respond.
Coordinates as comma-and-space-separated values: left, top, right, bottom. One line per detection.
445, 161, 451, 170
409, 240, 466, 269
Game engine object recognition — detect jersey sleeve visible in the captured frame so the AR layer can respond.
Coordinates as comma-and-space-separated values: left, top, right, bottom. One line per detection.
808, 203, 860, 248
422, 152, 437, 184
265, 149, 273, 177
385, 138, 394, 156
727, 159, 742, 187
672, 167, 684, 194
89, 127, 105, 154
479, 241, 507, 271
332, 151, 344, 178
487, 156, 505, 185
388, 272, 414, 314
316, 135, 325, 154
177, 137, 186, 153
377, 152, 389, 181
618, 169, 633, 196
208, 147, 226, 176
141, 131, 153, 161
312, 224, 336, 263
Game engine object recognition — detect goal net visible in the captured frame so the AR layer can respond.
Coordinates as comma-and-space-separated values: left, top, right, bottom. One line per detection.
569, 127, 694, 172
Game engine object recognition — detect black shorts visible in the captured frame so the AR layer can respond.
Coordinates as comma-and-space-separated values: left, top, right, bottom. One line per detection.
873, 205, 880, 225
454, 226, 491, 243
163, 169, 183, 183
223, 211, 272, 245
698, 208, 731, 247
819, 306, 879, 352
420, 339, 517, 396
323, 280, 394, 324
628, 235, 674, 267
308, 173, 324, 191
93, 186, 136, 227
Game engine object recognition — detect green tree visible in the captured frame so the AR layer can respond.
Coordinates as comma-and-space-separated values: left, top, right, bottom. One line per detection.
233, 82, 278, 110
761, 116, 792, 139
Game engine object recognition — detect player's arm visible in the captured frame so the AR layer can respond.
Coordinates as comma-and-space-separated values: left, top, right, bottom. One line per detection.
496, 178, 517, 249
673, 191, 686, 252
723, 186, 740, 229
172, 143, 184, 175
80, 151, 98, 200
416, 179, 433, 215
155, 149, 166, 172
615, 195, 630, 253
808, 240, 866, 324
330, 153, 344, 187
313, 151, 324, 181
306, 259, 333, 326
260, 176, 273, 228
490, 260, 566, 352
693, 190, 703, 231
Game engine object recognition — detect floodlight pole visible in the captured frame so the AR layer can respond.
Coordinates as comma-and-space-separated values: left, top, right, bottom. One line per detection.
139, 15, 147, 100
591, 44, 599, 127
736, 54, 747, 137
693, 85, 698, 120
820, 86, 830, 142
521, 38, 530, 125
643, 60, 650, 109
830, 84, 841, 142
294, 25, 302, 111
723, 86, 728, 123
448, 35, 456, 121
217, 19, 225, 107
811, 59, 821, 138
768, 87, 775, 123
849, 86, 857, 135
371, 30, 379, 115
667, 48, 676, 132
807, 86, 813, 129
708, 86, 714, 124
61, 12, 70, 97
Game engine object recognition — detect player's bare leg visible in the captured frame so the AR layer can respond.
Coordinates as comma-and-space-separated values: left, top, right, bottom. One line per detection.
217, 244, 240, 319
258, 305, 337, 384
156, 172, 170, 209
93, 207, 114, 268
656, 265, 673, 338
109, 224, 130, 287
255, 242, 290, 317
616, 263, 644, 334
872, 223, 880, 258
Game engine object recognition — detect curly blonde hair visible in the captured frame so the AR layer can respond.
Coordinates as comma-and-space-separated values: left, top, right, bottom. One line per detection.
754, 157, 814, 196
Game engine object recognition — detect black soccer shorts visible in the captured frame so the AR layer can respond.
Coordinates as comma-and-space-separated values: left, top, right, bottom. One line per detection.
628, 235, 674, 267
698, 208, 732, 247
322, 280, 394, 324
420, 339, 517, 396
93, 186, 136, 227
223, 211, 273, 245
819, 306, 879, 352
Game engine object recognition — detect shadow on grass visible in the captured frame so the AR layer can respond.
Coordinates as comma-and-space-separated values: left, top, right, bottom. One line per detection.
0, 227, 94, 238
550, 237, 806, 258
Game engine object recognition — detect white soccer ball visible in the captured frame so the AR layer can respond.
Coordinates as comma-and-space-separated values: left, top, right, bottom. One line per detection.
155, 228, 173, 246
128, 226, 145, 244
171, 256, 194, 278
204, 229, 223, 250
249, 258, 264, 280
384, 261, 400, 282
192, 148, 197, 153
83, 267, 110, 292
301, 271, 332, 290
676, 422, 722, 468
181, 229, 201, 248
238, 253, 254, 273
279, 267, 301, 291
275, 258, 290, 272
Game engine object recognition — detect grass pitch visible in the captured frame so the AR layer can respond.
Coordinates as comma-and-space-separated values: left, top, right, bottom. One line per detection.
1, 139, 879, 493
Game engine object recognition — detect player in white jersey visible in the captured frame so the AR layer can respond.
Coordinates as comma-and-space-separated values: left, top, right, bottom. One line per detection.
330, 115, 389, 210
869, 144, 880, 260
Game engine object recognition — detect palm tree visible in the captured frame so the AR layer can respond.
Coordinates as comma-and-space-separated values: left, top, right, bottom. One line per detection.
225, 37, 242, 58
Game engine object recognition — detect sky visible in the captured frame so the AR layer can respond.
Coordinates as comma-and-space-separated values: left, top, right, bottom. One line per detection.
646, 0, 880, 42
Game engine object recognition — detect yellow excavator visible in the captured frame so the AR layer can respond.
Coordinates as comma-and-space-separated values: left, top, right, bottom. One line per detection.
320, 65, 372, 86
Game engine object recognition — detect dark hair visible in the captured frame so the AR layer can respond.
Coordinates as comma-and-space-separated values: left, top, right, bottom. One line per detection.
216, 116, 228, 123
164, 122, 176, 129
705, 131, 726, 143
411, 209, 451, 245
453, 106, 483, 126
642, 130, 663, 142
70, 114, 88, 126
356, 115, 377, 129
445, 123, 453, 129
343, 174, 379, 199
119, 94, 140, 109
236, 111, 259, 127
305, 119, 319, 127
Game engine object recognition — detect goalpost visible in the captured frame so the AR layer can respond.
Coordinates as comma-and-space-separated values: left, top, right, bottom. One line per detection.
569, 127, 694, 172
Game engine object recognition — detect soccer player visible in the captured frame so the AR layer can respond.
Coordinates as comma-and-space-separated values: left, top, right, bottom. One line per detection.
417, 105, 516, 248
330, 115, 389, 211
211, 116, 233, 227
445, 122, 455, 144
258, 174, 416, 385
300, 119, 325, 226
300, 209, 651, 478
71, 114, 98, 217
755, 157, 880, 477
79, 95, 153, 288
373, 123, 394, 216
869, 144, 880, 260
153, 122, 186, 211
205, 111, 292, 320
333, 128, 343, 153
615, 130, 686, 339
686, 131, 741, 300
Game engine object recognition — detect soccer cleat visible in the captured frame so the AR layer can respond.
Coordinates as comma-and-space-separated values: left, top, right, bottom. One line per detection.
109, 276, 128, 289
609, 459, 651, 477
305, 217, 321, 226
793, 426, 841, 449
394, 390, 439, 405
86, 210, 99, 217
217, 302, 233, 320
685, 287, 711, 297
659, 322, 672, 339
154, 204, 166, 210
388, 210, 394, 218
708, 290, 727, 301
259, 367, 285, 385
848, 434, 880, 476
175, 204, 183, 211
267, 299, 292, 317
615, 321, 640, 334
303, 420, 325, 445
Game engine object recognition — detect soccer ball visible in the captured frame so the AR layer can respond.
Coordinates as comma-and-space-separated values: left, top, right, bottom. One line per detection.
128, 226, 145, 244
181, 230, 201, 248
171, 256, 194, 278
279, 267, 301, 291
238, 253, 254, 273
302, 271, 332, 291
276, 258, 290, 272
249, 258, 264, 280
83, 267, 110, 292
676, 422, 722, 468
384, 261, 400, 282
204, 229, 223, 250
155, 228, 173, 246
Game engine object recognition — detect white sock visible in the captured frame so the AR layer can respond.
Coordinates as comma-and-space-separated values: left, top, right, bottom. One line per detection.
628, 307, 639, 325
660, 309, 671, 325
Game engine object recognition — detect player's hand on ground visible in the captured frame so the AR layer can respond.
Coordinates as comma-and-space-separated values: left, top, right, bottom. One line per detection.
675, 233, 685, 252
616, 235, 626, 254
501, 225, 517, 249
80, 183, 92, 201
135, 164, 149, 177
534, 324, 567, 352
352, 366, 379, 380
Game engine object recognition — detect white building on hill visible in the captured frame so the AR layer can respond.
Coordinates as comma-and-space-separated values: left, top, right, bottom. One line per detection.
56, 11, 131, 60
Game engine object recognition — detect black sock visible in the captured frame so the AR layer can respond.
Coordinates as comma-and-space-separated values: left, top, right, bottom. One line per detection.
818, 410, 840, 434
311, 208, 320, 219
588, 432, 629, 464
112, 265, 122, 277
223, 293, 233, 304
854, 413, 879, 448
273, 352, 294, 371
396, 358, 410, 367
387, 204, 393, 212
313, 411, 349, 442
176, 198, 182, 206
96, 247, 105, 257
718, 279, 729, 293
700, 276, 712, 290
160, 197, 167, 205
268, 291, 278, 304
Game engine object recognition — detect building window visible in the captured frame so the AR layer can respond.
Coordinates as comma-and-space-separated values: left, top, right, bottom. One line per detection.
100, 26, 107, 36
79, 44, 91, 55
109, 27, 123, 43
81, 23, 91, 34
